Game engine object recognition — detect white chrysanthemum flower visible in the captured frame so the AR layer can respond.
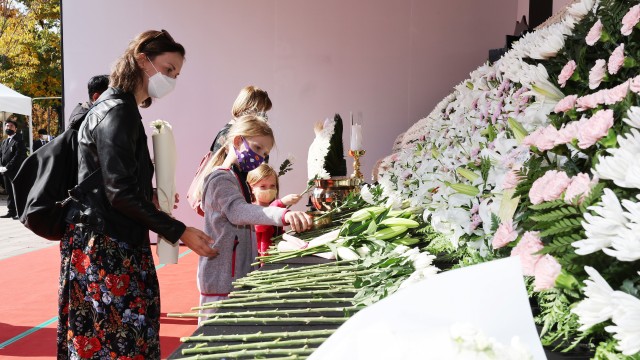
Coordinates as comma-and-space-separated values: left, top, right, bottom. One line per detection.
623, 106, 640, 128
594, 129, 640, 189
307, 118, 336, 180
573, 189, 627, 255
398, 265, 439, 290
602, 223, 640, 261
571, 266, 616, 331
605, 291, 640, 356
567, 0, 596, 18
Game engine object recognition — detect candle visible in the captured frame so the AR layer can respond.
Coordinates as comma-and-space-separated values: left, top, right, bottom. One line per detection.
350, 123, 363, 151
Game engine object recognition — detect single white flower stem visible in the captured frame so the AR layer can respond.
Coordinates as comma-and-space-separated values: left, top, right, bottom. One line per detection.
180, 329, 336, 343
193, 297, 354, 310
180, 346, 317, 359
229, 282, 354, 295
181, 337, 327, 355
168, 306, 362, 319
245, 260, 355, 277
204, 289, 356, 305
201, 316, 348, 326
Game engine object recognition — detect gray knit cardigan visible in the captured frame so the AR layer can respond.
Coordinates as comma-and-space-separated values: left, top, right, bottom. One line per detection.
197, 168, 288, 296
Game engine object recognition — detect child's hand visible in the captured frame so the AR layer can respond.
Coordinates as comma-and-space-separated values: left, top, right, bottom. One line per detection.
284, 211, 313, 233
281, 194, 302, 206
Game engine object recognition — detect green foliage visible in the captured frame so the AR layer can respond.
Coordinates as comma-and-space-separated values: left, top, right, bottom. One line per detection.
535, 288, 585, 351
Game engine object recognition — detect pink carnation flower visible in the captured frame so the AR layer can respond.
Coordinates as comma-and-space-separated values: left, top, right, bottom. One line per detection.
576, 91, 605, 111
603, 81, 629, 105
502, 169, 521, 190
608, 44, 625, 75
492, 220, 518, 249
523, 125, 559, 151
533, 255, 561, 291
558, 60, 576, 88
586, 19, 603, 45
630, 74, 640, 94
564, 173, 597, 204
529, 170, 571, 205
511, 231, 544, 276
589, 59, 607, 90
577, 109, 614, 149
556, 119, 582, 144
554, 95, 578, 113
621, 4, 640, 36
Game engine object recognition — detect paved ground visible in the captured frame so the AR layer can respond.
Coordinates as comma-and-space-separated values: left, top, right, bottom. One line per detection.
0, 194, 57, 261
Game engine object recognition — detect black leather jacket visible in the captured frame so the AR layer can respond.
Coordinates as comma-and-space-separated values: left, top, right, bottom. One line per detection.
77, 87, 186, 245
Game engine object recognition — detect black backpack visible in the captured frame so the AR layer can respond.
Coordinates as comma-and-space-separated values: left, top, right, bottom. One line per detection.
11, 96, 114, 240
12, 126, 100, 240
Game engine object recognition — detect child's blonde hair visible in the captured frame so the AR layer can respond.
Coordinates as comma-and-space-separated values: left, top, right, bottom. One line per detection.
232, 86, 273, 118
212, 115, 275, 167
247, 164, 280, 200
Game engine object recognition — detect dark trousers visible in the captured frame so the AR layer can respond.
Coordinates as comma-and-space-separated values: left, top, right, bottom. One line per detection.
3, 174, 16, 215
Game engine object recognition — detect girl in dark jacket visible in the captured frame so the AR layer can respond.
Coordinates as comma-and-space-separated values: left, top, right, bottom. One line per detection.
57, 29, 218, 359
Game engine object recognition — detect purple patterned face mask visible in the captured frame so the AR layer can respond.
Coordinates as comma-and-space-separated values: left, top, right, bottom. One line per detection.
234, 137, 265, 172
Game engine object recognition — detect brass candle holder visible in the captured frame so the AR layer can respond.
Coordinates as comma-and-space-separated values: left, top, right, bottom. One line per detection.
348, 149, 366, 179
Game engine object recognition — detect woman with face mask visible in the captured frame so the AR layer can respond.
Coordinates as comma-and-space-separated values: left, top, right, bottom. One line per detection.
247, 163, 303, 257
196, 115, 312, 320
58, 30, 218, 359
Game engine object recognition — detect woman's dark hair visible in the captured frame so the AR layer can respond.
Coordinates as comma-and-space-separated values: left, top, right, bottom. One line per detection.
110, 29, 185, 108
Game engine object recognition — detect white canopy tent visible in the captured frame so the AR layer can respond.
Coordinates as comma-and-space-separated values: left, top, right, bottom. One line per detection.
0, 83, 33, 151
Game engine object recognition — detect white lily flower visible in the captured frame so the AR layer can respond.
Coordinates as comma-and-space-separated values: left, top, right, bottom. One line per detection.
571, 266, 616, 331
336, 246, 360, 261
605, 291, 640, 356
573, 189, 627, 255
398, 265, 439, 290
360, 184, 375, 205
594, 129, 640, 189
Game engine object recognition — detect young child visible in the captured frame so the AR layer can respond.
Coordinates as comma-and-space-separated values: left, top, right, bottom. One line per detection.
247, 164, 302, 257
198, 115, 311, 317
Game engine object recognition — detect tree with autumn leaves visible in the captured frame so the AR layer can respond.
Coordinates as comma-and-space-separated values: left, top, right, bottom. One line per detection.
0, 0, 61, 140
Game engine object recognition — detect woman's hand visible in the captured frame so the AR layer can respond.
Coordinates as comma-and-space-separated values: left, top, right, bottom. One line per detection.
284, 211, 313, 233
281, 194, 302, 207
181, 227, 219, 257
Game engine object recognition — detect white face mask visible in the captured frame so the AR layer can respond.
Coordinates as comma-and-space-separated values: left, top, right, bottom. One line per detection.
254, 189, 277, 204
146, 57, 176, 99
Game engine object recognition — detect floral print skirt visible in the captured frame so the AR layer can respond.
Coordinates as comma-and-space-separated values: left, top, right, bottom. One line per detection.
57, 225, 161, 359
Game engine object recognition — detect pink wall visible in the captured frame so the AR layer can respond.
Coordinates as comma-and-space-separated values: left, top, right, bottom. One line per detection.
62, 0, 516, 228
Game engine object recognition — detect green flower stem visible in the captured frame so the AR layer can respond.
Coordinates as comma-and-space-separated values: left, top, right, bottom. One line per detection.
251, 269, 372, 288
194, 297, 354, 310
235, 273, 356, 288
243, 264, 360, 281
203, 306, 362, 318
229, 286, 355, 297
241, 280, 356, 293
246, 260, 354, 277
179, 346, 317, 359
205, 289, 356, 305
181, 329, 336, 343
201, 316, 349, 326
229, 282, 354, 295
182, 337, 327, 355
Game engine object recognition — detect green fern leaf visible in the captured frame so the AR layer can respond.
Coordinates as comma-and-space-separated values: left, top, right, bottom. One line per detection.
529, 200, 566, 211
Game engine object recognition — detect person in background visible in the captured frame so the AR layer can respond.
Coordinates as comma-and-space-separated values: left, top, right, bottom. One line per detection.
0, 119, 27, 219
67, 74, 109, 129
197, 116, 311, 319
58, 29, 218, 359
247, 163, 302, 257
209, 85, 272, 154
32, 128, 50, 152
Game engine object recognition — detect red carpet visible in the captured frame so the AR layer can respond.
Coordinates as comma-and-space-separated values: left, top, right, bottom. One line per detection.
0, 243, 200, 359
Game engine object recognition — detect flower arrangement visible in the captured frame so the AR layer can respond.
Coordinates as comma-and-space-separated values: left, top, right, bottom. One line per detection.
375, 0, 640, 356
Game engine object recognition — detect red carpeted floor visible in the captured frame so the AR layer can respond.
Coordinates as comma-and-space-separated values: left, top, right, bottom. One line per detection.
0, 244, 201, 359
